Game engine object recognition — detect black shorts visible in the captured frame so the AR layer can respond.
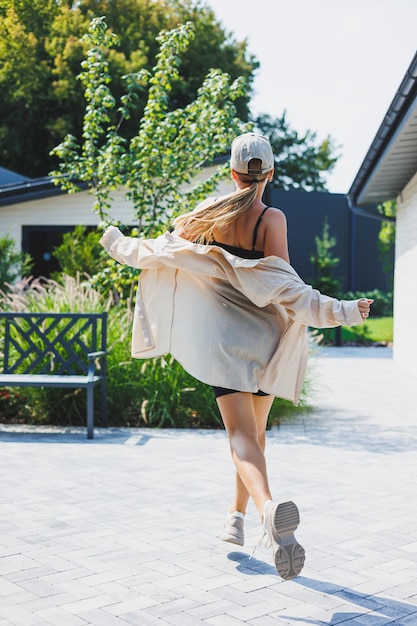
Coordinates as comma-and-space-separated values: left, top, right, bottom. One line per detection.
212, 386, 270, 399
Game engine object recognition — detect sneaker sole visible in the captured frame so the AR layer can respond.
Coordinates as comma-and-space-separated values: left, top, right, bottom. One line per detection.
273, 501, 305, 580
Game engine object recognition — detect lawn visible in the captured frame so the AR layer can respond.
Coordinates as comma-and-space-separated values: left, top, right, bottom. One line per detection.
313, 316, 393, 345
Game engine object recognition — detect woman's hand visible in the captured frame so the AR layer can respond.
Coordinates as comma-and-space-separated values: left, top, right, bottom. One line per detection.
358, 298, 374, 321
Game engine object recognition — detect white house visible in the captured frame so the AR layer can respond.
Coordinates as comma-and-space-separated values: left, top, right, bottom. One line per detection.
348, 51, 417, 377
0, 164, 233, 277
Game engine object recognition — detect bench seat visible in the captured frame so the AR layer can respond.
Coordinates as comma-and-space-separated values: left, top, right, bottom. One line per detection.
0, 312, 108, 439
0, 374, 102, 387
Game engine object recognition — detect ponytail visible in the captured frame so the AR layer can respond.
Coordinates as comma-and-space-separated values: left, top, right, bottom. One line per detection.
174, 169, 269, 244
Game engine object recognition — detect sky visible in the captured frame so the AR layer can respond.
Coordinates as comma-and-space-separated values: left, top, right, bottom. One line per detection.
206, 0, 417, 193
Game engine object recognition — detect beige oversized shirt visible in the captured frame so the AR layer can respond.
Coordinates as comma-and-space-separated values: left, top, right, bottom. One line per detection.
100, 226, 363, 404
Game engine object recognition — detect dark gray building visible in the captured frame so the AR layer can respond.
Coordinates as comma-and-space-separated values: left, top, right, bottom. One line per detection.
266, 188, 391, 293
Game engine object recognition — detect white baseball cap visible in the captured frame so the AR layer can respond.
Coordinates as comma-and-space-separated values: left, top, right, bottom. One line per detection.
230, 132, 274, 175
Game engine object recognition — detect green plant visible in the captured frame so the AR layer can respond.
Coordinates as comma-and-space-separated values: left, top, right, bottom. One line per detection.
0, 275, 313, 427
50, 17, 248, 232
0, 0, 256, 177
0, 274, 106, 314
0, 388, 31, 421
51, 225, 105, 280
90, 259, 139, 303
88, 226, 141, 303
122, 354, 222, 428
0, 234, 33, 292
0, 275, 221, 427
310, 217, 341, 297
51, 224, 138, 303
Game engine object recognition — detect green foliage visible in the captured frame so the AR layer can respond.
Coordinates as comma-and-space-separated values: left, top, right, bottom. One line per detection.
90, 258, 139, 303
51, 223, 140, 304
0, 275, 220, 426
0, 234, 33, 292
255, 112, 338, 191
51, 225, 105, 279
50, 17, 248, 232
310, 287, 393, 346
0, 275, 312, 427
0, 274, 106, 314
310, 217, 341, 297
377, 200, 396, 289
115, 353, 223, 429
0, 0, 256, 177
0, 0, 81, 175
0, 388, 31, 421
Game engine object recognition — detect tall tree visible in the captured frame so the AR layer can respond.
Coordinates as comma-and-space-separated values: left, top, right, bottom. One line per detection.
256, 112, 338, 191
51, 17, 248, 234
0, 0, 257, 177
0, 0, 63, 175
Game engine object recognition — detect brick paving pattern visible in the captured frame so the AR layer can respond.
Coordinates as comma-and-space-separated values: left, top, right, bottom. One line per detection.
1, 346, 416, 625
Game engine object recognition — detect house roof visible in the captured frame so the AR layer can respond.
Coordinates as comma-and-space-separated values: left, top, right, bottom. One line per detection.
0, 176, 66, 206
0, 166, 31, 186
348, 51, 417, 207
0, 154, 230, 207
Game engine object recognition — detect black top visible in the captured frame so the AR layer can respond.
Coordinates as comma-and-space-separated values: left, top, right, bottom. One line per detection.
210, 206, 270, 259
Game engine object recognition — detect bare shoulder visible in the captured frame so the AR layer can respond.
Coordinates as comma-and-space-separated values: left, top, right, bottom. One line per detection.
264, 206, 287, 225
262, 206, 290, 262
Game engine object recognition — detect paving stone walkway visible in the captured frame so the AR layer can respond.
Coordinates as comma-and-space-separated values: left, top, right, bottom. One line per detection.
1, 346, 417, 625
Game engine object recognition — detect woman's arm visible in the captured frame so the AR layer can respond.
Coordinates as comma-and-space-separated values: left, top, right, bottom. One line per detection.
99, 226, 146, 269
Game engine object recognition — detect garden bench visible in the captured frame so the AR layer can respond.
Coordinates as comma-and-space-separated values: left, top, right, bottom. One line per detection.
0, 312, 108, 439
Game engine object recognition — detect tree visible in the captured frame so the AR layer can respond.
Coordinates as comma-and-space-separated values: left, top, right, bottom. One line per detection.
0, 0, 62, 175
78, 0, 257, 118
255, 112, 338, 191
50, 17, 248, 235
0, 0, 257, 177
310, 217, 341, 297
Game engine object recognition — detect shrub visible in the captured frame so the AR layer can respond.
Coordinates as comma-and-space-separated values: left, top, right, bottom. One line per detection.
51, 225, 105, 280
310, 217, 342, 297
0, 275, 312, 428
51, 225, 139, 304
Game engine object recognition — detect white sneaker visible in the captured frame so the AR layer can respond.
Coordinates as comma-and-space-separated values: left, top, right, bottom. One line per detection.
217, 511, 245, 546
263, 500, 305, 580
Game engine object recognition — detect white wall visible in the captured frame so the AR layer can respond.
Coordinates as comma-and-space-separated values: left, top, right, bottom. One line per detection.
393, 170, 417, 378
0, 189, 133, 250
0, 165, 235, 251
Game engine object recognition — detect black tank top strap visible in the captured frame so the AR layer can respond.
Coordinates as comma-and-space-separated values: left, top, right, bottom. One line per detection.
252, 206, 270, 250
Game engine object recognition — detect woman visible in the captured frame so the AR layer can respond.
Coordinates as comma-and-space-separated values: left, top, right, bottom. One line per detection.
100, 132, 372, 581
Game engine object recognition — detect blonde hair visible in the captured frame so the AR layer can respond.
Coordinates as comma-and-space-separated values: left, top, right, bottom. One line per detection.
174, 161, 270, 244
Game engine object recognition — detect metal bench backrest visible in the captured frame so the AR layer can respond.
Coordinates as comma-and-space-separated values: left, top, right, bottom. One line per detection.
0, 312, 107, 376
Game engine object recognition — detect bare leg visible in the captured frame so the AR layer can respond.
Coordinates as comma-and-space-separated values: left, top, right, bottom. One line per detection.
216, 392, 274, 520
230, 394, 274, 515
